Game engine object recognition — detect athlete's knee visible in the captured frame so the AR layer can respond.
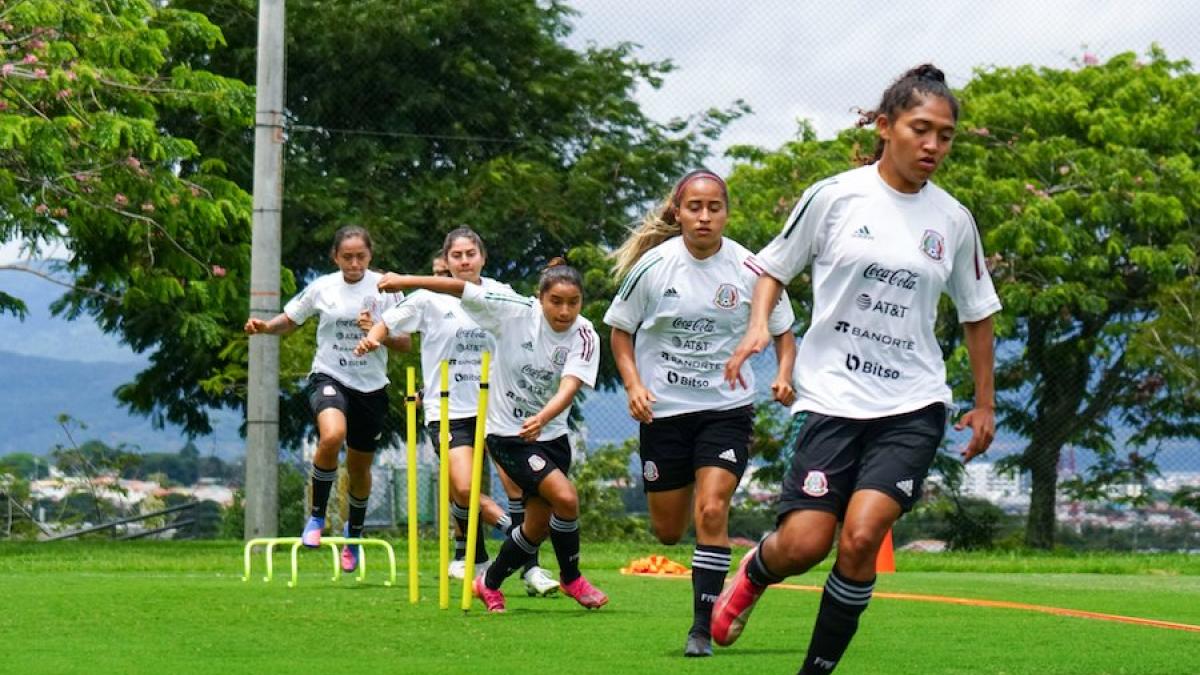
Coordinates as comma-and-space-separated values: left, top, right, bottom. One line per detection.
651, 521, 686, 545
694, 497, 730, 533
837, 527, 883, 569
776, 532, 832, 569
551, 492, 578, 520
317, 433, 344, 454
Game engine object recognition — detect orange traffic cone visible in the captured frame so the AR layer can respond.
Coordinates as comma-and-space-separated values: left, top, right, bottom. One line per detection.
875, 529, 896, 574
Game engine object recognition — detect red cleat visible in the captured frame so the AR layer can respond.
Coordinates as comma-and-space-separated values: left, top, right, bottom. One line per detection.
561, 575, 608, 609
473, 574, 506, 613
711, 547, 768, 647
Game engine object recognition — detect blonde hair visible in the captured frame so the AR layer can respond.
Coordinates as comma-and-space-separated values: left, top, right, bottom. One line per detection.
610, 170, 728, 280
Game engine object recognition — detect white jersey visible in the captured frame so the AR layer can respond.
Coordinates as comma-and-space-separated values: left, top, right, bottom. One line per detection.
461, 283, 599, 440
604, 236, 795, 419
283, 270, 403, 392
756, 163, 1002, 419
380, 277, 514, 423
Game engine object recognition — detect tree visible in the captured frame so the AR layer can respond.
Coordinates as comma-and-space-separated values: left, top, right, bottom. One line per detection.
0, 0, 255, 434
723, 48, 1200, 549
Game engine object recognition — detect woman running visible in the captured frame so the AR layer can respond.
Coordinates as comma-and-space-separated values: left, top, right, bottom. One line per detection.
604, 169, 797, 657
711, 65, 1001, 674
374, 228, 558, 595
358, 258, 607, 612
243, 225, 409, 572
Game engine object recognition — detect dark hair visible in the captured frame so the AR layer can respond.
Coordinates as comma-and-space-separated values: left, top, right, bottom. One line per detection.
330, 225, 373, 257
441, 226, 486, 259
857, 64, 960, 163
538, 257, 583, 297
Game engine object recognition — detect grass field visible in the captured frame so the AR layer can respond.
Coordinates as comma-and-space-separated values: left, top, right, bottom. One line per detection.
3, 541, 1199, 674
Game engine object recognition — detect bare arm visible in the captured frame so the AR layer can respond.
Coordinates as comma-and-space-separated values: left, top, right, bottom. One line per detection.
770, 329, 797, 407
610, 327, 656, 424
724, 274, 785, 387
520, 376, 585, 441
954, 315, 996, 462
243, 312, 299, 336
378, 273, 466, 297
354, 321, 391, 356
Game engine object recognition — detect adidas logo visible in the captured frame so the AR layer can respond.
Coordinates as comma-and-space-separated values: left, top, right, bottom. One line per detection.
718, 448, 737, 463
663, 287, 679, 298
521, 340, 534, 351
444, 311, 455, 319
853, 225, 873, 239
896, 478, 914, 497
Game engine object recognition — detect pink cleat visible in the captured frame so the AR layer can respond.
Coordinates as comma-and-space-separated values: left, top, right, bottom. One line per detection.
473, 574, 506, 613
560, 575, 608, 609
341, 524, 359, 573
711, 547, 768, 647
301, 516, 323, 548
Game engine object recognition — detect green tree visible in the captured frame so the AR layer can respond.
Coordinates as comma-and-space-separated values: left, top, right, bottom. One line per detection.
0, 0, 255, 434
724, 49, 1200, 549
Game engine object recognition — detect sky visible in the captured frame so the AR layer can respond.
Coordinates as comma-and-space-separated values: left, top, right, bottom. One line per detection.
565, 0, 1200, 172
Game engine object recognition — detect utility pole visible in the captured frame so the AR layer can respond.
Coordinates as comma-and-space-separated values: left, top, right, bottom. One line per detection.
245, 0, 285, 539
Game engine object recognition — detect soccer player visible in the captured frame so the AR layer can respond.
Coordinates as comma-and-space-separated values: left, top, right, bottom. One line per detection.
604, 169, 797, 657
357, 258, 607, 612
711, 64, 1001, 674
243, 225, 409, 572
374, 228, 558, 596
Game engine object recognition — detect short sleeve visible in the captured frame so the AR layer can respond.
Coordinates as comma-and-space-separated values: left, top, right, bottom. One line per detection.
603, 254, 663, 333
767, 288, 796, 336
946, 208, 1002, 323
756, 178, 839, 284
460, 282, 536, 334
283, 282, 318, 325
382, 291, 427, 336
562, 323, 600, 388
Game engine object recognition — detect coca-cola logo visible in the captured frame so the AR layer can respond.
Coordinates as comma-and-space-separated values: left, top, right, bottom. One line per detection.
670, 317, 716, 333
863, 263, 919, 290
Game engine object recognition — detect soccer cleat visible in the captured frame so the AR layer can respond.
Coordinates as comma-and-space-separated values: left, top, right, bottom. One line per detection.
523, 566, 560, 597
301, 516, 324, 548
684, 631, 713, 657
710, 547, 768, 647
473, 574, 506, 613
340, 524, 359, 573
447, 559, 467, 581
474, 559, 492, 580
560, 575, 608, 609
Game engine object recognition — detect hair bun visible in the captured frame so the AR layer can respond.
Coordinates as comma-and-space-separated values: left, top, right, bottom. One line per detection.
906, 63, 945, 83
545, 256, 568, 269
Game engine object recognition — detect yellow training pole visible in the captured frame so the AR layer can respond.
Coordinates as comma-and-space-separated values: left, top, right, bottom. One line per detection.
461, 351, 491, 611
405, 367, 419, 604
438, 360, 451, 609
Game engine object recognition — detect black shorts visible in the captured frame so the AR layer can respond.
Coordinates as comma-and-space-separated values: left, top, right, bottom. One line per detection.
427, 417, 478, 454
638, 405, 753, 493
307, 372, 388, 453
777, 403, 947, 519
486, 434, 571, 499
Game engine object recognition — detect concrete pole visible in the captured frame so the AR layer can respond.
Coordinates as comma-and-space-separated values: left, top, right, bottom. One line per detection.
245, 0, 285, 539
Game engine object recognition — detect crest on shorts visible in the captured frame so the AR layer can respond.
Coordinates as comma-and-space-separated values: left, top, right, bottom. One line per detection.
643, 460, 659, 482
551, 346, 569, 367
528, 455, 546, 472
713, 283, 738, 309
802, 470, 829, 497
919, 229, 945, 262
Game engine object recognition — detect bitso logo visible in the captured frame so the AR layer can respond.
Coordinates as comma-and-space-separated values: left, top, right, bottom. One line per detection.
714, 283, 738, 309
643, 460, 659, 482
856, 293, 872, 310
551, 346, 569, 366
528, 455, 546, 472
919, 229, 946, 261
845, 354, 861, 371
802, 470, 828, 497
845, 353, 901, 379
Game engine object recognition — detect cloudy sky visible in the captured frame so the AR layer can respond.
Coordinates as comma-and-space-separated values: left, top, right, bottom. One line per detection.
566, 0, 1200, 172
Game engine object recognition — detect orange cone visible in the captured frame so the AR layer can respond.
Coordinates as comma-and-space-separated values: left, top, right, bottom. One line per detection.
875, 529, 896, 574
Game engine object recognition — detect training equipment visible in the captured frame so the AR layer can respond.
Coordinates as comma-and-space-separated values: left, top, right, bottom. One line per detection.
876, 528, 896, 574
710, 547, 766, 646
438, 361, 451, 609
405, 367, 419, 603
460, 351, 491, 611
241, 536, 395, 588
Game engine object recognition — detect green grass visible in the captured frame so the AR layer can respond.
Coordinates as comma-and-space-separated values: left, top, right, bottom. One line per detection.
2, 541, 1198, 674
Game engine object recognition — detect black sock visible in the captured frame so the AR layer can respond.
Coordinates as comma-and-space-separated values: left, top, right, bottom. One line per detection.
475, 513, 490, 564
484, 525, 537, 590
454, 536, 466, 562
309, 463, 337, 519
799, 568, 875, 674
347, 492, 368, 539
549, 514, 581, 583
508, 500, 539, 572
451, 501, 489, 563
747, 538, 787, 587
691, 545, 731, 637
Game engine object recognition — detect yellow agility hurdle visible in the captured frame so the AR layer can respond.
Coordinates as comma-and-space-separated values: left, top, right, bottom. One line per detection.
461, 351, 491, 611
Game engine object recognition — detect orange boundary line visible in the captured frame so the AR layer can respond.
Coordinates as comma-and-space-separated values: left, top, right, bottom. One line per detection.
620, 570, 1200, 633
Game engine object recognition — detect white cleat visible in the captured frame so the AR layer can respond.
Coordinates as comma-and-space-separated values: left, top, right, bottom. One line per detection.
448, 559, 467, 581
523, 566, 560, 597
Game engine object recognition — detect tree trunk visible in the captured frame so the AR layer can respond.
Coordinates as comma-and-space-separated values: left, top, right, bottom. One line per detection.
1025, 440, 1061, 549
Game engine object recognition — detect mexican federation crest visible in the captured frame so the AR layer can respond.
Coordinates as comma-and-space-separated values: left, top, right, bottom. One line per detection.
919, 229, 945, 262
713, 283, 738, 309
